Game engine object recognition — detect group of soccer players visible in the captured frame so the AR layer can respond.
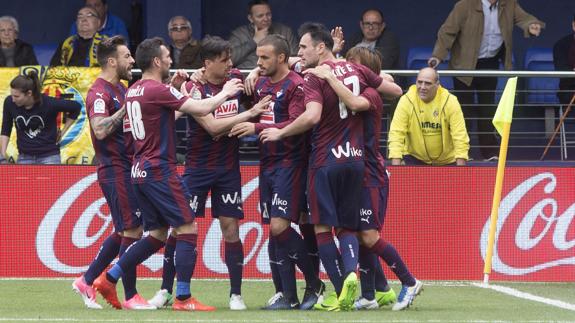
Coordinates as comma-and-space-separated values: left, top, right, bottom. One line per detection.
71, 22, 423, 312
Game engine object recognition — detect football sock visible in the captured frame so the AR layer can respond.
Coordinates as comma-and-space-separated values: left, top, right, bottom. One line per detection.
316, 231, 344, 294
358, 245, 376, 300
161, 235, 177, 294
107, 235, 164, 283
225, 240, 244, 296
175, 233, 198, 300
84, 232, 121, 285
337, 229, 359, 275
299, 223, 320, 277
119, 236, 139, 300
268, 234, 283, 293
370, 239, 416, 286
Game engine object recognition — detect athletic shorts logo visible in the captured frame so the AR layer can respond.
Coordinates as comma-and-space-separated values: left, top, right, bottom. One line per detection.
221, 192, 241, 205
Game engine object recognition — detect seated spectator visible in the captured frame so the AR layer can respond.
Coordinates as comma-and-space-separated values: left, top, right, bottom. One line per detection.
553, 14, 575, 105
167, 15, 202, 69
388, 67, 469, 166
0, 16, 38, 67
340, 9, 399, 69
229, 0, 298, 68
50, 6, 106, 67
0, 71, 81, 164
69, 0, 129, 43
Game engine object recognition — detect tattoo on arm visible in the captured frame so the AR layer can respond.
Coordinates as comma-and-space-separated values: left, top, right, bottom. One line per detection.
92, 108, 126, 139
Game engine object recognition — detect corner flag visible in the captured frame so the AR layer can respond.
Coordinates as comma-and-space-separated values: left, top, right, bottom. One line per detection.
483, 77, 517, 284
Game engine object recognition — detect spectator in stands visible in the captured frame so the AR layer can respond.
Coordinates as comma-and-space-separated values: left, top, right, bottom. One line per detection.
69, 0, 129, 43
339, 9, 399, 69
167, 16, 202, 69
0, 16, 38, 67
0, 71, 81, 164
428, 0, 544, 161
229, 0, 298, 68
388, 67, 469, 166
553, 14, 575, 105
50, 6, 106, 67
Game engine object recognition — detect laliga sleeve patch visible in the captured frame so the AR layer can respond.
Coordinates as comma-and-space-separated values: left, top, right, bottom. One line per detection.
169, 86, 184, 100
93, 98, 106, 114
191, 86, 202, 100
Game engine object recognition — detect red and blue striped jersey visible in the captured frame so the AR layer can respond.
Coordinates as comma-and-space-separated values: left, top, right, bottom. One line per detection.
360, 87, 387, 187
254, 71, 308, 170
87, 78, 133, 183
126, 79, 187, 183
304, 60, 383, 169
184, 69, 244, 170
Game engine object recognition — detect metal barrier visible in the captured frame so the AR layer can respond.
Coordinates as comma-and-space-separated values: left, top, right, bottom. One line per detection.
132, 69, 575, 161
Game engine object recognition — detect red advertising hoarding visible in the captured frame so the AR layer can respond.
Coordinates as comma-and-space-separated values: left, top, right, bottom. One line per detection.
0, 165, 573, 281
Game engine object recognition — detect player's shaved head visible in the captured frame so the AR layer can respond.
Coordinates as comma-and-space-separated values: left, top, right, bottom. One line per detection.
258, 34, 290, 63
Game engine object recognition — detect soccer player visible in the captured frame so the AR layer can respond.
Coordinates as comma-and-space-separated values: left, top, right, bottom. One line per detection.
259, 23, 398, 311
305, 47, 422, 311
148, 36, 270, 311
229, 34, 324, 310
73, 35, 148, 310
93, 37, 244, 312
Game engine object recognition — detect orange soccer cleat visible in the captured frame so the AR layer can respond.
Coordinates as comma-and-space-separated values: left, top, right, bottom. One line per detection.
93, 275, 121, 309
172, 297, 216, 312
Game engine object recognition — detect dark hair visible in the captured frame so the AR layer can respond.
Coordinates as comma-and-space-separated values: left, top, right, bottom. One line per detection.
258, 34, 290, 63
345, 47, 382, 74
10, 70, 42, 104
135, 37, 165, 72
96, 35, 127, 67
87, 0, 107, 5
200, 35, 231, 63
297, 22, 333, 51
361, 8, 385, 23
248, 0, 269, 14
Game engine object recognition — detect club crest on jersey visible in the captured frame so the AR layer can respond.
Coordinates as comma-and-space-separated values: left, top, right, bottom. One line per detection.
276, 89, 283, 98
169, 86, 184, 100
259, 101, 275, 124
214, 99, 239, 119
93, 98, 105, 114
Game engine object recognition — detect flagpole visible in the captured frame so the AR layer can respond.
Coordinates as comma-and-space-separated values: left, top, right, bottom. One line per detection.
483, 122, 511, 284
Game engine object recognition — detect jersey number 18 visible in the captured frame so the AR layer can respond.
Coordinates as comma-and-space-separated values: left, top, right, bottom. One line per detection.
127, 101, 145, 140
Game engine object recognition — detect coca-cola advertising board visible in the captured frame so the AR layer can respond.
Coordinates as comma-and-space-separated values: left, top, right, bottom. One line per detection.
0, 166, 573, 281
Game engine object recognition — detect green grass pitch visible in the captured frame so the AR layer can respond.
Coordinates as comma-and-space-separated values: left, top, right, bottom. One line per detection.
0, 279, 573, 322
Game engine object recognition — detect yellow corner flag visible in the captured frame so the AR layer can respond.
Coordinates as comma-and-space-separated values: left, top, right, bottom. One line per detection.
483, 76, 517, 284
492, 77, 518, 135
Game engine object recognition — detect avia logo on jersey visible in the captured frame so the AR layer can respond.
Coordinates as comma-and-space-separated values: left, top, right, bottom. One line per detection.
331, 141, 363, 159
130, 162, 147, 179
214, 99, 239, 119
272, 193, 288, 214
221, 192, 242, 205
189, 195, 199, 212
259, 102, 275, 124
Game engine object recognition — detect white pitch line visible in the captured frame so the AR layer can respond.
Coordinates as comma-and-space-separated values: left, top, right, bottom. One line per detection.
472, 282, 575, 312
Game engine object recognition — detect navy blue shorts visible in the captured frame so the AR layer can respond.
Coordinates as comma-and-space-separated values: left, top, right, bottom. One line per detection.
133, 175, 195, 231
183, 167, 244, 219
358, 181, 389, 231
307, 162, 364, 230
259, 166, 307, 224
99, 178, 142, 232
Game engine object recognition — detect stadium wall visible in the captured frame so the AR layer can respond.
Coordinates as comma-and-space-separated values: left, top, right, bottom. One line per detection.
1, 165, 573, 282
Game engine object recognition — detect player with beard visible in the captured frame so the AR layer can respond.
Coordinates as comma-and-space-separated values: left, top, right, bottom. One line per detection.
93, 37, 244, 312
73, 35, 150, 310
229, 34, 324, 310
260, 23, 401, 311
305, 46, 422, 311
148, 36, 270, 311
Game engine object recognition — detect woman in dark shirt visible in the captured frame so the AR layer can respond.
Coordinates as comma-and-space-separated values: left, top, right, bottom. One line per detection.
0, 71, 81, 164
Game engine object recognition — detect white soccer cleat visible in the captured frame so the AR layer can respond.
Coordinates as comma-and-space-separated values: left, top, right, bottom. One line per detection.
229, 294, 247, 310
266, 292, 284, 306
354, 297, 379, 310
392, 279, 423, 311
72, 276, 103, 309
148, 289, 173, 308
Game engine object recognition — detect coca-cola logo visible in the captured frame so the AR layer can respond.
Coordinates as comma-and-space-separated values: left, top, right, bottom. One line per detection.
35, 172, 278, 275
480, 172, 575, 275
